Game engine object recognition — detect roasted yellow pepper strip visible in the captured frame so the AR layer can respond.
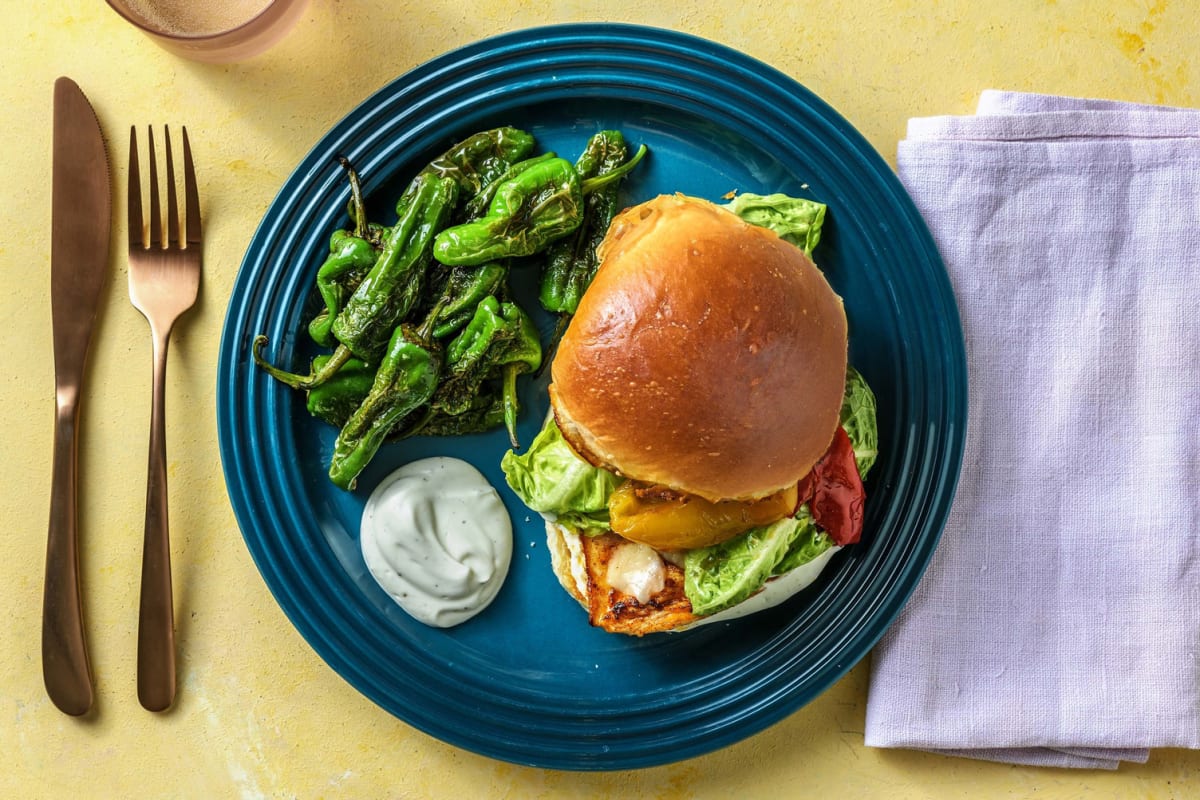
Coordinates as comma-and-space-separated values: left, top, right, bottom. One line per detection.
608, 481, 799, 551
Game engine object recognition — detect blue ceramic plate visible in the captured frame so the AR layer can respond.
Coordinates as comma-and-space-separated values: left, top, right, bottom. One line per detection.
217, 24, 966, 770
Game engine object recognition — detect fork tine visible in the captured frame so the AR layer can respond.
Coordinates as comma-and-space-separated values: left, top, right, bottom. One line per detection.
164, 127, 180, 247
182, 127, 201, 246
128, 126, 143, 249
147, 127, 162, 249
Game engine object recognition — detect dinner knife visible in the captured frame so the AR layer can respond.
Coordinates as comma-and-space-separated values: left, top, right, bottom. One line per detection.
43, 77, 111, 716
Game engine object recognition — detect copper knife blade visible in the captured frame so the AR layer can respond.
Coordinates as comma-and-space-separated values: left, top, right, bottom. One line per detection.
44, 76, 111, 716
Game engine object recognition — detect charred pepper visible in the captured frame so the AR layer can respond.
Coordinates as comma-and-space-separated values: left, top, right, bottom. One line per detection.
253, 171, 458, 389
539, 130, 631, 315
327, 319, 441, 490
432, 295, 542, 447
306, 158, 382, 347
255, 128, 535, 388
460, 152, 557, 221
331, 172, 458, 360
431, 145, 647, 267
420, 127, 537, 205
303, 354, 375, 428
307, 229, 379, 348
423, 262, 509, 339
402, 392, 506, 439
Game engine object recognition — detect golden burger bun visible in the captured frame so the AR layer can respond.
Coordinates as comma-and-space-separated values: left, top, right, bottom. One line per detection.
549, 193, 849, 505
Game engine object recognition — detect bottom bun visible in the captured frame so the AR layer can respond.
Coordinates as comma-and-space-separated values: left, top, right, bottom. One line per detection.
545, 519, 840, 635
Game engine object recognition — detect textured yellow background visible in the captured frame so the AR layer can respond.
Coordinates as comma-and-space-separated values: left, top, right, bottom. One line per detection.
4, 1, 1197, 797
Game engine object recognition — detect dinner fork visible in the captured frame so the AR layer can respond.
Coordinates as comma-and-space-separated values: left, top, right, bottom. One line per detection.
127, 126, 201, 712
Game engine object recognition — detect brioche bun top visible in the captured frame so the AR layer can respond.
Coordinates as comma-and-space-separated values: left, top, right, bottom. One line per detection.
549, 194, 848, 502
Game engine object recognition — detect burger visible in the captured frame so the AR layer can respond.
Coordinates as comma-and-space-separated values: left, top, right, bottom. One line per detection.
502, 193, 877, 635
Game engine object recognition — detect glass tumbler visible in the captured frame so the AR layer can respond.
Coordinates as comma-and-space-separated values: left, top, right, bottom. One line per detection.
105, 0, 310, 64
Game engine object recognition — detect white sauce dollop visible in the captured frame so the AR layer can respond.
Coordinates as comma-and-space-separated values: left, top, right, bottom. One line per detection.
606, 541, 666, 604
360, 457, 513, 628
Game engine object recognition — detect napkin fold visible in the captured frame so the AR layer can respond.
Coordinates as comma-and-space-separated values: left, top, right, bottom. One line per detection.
864, 90, 1200, 769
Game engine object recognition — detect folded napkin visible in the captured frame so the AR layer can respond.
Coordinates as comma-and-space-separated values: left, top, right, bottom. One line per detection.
864, 90, 1200, 769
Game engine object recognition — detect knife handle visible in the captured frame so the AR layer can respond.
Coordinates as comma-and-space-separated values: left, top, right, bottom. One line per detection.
137, 324, 176, 712
43, 385, 94, 716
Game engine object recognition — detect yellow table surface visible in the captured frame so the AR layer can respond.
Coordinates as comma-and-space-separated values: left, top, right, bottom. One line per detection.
5, 1, 1197, 797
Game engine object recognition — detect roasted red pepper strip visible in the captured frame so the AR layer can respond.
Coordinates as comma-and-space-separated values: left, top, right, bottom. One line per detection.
797, 426, 865, 545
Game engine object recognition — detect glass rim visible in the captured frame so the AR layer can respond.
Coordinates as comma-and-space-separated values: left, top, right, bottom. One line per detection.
104, 0, 284, 43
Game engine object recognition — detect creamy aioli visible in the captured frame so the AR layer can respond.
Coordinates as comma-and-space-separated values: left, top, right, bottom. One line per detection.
606, 541, 666, 604
360, 458, 512, 628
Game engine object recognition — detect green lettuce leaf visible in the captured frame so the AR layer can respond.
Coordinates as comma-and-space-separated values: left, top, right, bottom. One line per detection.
500, 418, 621, 532
772, 504, 834, 576
723, 192, 827, 256
840, 366, 878, 478
683, 517, 803, 616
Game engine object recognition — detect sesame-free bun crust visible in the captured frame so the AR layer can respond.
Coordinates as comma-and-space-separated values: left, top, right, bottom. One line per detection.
550, 194, 848, 502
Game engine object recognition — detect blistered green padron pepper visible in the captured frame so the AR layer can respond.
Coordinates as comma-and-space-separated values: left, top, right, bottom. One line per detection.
460, 152, 558, 222
306, 229, 380, 348
423, 261, 509, 339
431, 145, 647, 267
255, 128, 535, 388
327, 320, 442, 490
432, 295, 542, 447
253, 172, 458, 389
303, 354, 375, 428
539, 130, 631, 316
420, 127, 537, 204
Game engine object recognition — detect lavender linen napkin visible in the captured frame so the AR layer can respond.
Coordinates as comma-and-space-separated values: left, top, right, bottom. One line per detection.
864, 91, 1200, 769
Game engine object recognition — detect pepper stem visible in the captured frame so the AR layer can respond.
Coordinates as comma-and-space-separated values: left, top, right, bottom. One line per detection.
253, 336, 353, 390
502, 362, 521, 449
338, 156, 367, 239
580, 144, 648, 195
417, 298, 448, 344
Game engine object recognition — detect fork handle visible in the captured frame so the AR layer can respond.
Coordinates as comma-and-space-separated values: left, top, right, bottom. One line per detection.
137, 322, 177, 712
43, 384, 95, 716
